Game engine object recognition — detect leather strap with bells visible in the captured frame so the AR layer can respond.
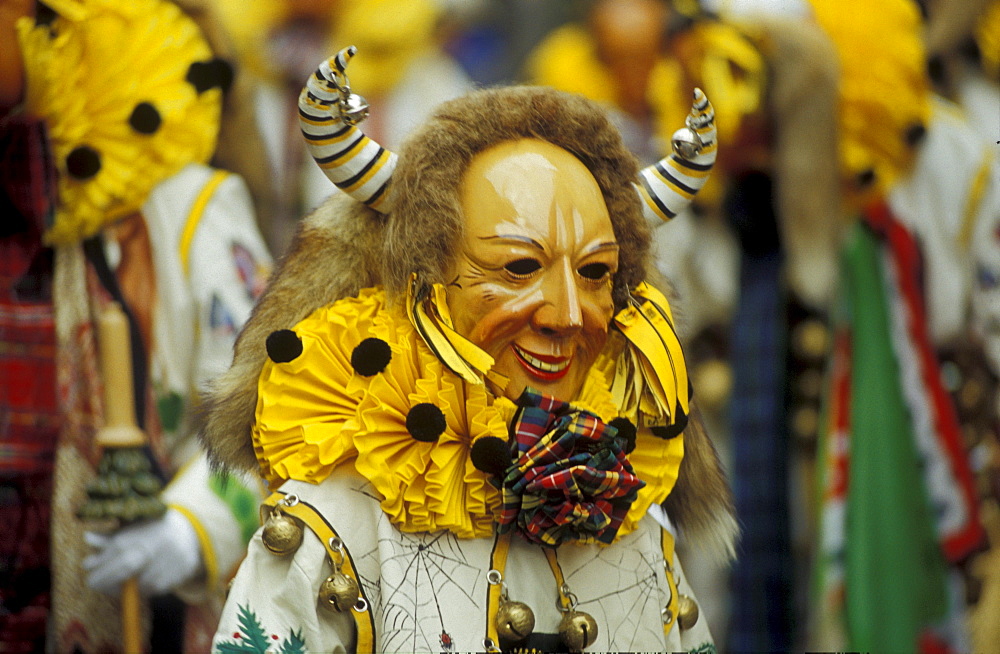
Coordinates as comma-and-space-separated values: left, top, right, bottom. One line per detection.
544, 549, 598, 653
660, 526, 700, 635
261, 491, 376, 653
485, 533, 600, 653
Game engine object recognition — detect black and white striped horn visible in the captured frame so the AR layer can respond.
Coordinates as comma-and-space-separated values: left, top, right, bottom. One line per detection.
298, 46, 396, 211
635, 88, 717, 225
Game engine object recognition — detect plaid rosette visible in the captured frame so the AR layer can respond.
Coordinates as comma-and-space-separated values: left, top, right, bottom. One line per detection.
498, 390, 645, 547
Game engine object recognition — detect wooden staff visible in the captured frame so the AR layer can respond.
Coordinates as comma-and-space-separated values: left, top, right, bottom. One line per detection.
78, 302, 165, 654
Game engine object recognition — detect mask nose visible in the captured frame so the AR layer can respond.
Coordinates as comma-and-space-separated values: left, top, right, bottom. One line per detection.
532, 260, 583, 335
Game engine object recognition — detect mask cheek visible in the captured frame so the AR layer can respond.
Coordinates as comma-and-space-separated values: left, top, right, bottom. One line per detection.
467, 295, 541, 354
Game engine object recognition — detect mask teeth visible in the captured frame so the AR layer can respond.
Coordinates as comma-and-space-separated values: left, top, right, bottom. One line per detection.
634, 87, 717, 226
298, 46, 397, 212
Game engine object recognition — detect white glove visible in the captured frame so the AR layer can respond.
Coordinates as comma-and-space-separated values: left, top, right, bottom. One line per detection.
84, 507, 203, 596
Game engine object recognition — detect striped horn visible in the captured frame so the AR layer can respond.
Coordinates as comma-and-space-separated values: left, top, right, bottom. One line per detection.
635, 88, 717, 225
299, 46, 397, 212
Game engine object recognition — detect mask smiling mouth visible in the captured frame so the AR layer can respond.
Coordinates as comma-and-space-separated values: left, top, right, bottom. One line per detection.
511, 344, 572, 381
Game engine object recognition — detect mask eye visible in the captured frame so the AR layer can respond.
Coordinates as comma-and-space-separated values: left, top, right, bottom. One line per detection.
504, 258, 541, 278
578, 263, 611, 280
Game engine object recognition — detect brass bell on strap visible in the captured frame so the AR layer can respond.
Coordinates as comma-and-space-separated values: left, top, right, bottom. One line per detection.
558, 610, 598, 652
319, 537, 360, 613
261, 507, 303, 556
677, 594, 700, 630
495, 598, 535, 643
319, 569, 360, 613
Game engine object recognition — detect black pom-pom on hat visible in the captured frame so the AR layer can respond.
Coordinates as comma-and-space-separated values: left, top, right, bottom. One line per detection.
470, 437, 510, 477
609, 417, 637, 454
66, 145, 101, 180
186, 58, 235, 94
351, 337, 391, 376
406, 403, 447, 443
129, 102, 162, 134
265, 329, 302, 363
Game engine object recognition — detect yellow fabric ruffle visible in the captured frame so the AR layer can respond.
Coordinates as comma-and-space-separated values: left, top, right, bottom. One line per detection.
17, 0, 221, 245
254, 286, 684, 541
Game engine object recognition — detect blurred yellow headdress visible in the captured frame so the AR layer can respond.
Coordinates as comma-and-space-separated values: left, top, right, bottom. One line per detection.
808, 0, 931, 202
18, 0, 226, 245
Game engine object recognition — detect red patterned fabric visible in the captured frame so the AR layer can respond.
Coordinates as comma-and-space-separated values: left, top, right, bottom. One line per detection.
0, 117, 59, 654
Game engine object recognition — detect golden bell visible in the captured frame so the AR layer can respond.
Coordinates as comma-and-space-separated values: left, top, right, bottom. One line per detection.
261, 510, 303, 555
495, 600, 535, 643
319, 570, 360, 613
677, 594, 700, 630
558, 610, 598, 652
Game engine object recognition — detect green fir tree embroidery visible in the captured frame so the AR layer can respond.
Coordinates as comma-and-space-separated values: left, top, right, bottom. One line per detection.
215, 604, 306, 654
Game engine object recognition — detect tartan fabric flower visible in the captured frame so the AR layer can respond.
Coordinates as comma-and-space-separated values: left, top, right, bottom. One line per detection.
498, 390, 645, 547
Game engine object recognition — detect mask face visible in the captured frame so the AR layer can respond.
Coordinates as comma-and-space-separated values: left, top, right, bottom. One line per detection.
447, 138, 619, 402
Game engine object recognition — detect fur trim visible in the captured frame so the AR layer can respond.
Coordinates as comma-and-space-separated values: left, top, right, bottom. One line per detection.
756, 17, 843, 309
662, 405, 738, 562
199, 193, 384, 474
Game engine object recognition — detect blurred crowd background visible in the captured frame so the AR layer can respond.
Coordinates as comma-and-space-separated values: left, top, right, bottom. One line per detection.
2, 0, 999, 651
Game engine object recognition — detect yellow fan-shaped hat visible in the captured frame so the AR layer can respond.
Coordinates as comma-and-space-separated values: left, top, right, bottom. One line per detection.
809, 0, 931, 202
18, 0, 226, 245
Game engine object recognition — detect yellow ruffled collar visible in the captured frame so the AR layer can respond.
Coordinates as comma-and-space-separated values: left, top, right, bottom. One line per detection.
253, 287, 684, 541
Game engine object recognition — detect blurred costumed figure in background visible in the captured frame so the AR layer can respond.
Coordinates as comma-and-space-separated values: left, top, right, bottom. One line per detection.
211, 0, 474, 255
921, 3, 1000, 648
0, 0, 272, 650
200, 45, 737, 652
807, 0, 999, 651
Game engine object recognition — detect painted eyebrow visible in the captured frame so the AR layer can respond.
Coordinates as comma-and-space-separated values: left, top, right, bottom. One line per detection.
588, 241, 620, 253
479, 234, 544, 250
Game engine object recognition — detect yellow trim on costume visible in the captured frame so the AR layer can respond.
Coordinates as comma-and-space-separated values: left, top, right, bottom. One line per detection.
485, 533, 512, 651
179, 170, 228, 276
263, 492, 376, 653
169, 503, 219, 594
958, 149, 994, 250
661, 527, 679, 638
543, 549, 571, 610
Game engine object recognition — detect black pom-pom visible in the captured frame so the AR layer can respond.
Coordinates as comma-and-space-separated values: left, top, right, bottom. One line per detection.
470, 437, 510, 477
904, 122, 927, 147
609, 417, 637, 454
66, 146, 101, 180
927, 55, 946, 86
855, 168, 876, 189
36, 3, 57, 27
405, 403, 447, 443
351, 338, 391, 376
186, 58, 234, 94
650, 412, 689, 440
265, 329, 302, 363
129, 102, 162, 134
